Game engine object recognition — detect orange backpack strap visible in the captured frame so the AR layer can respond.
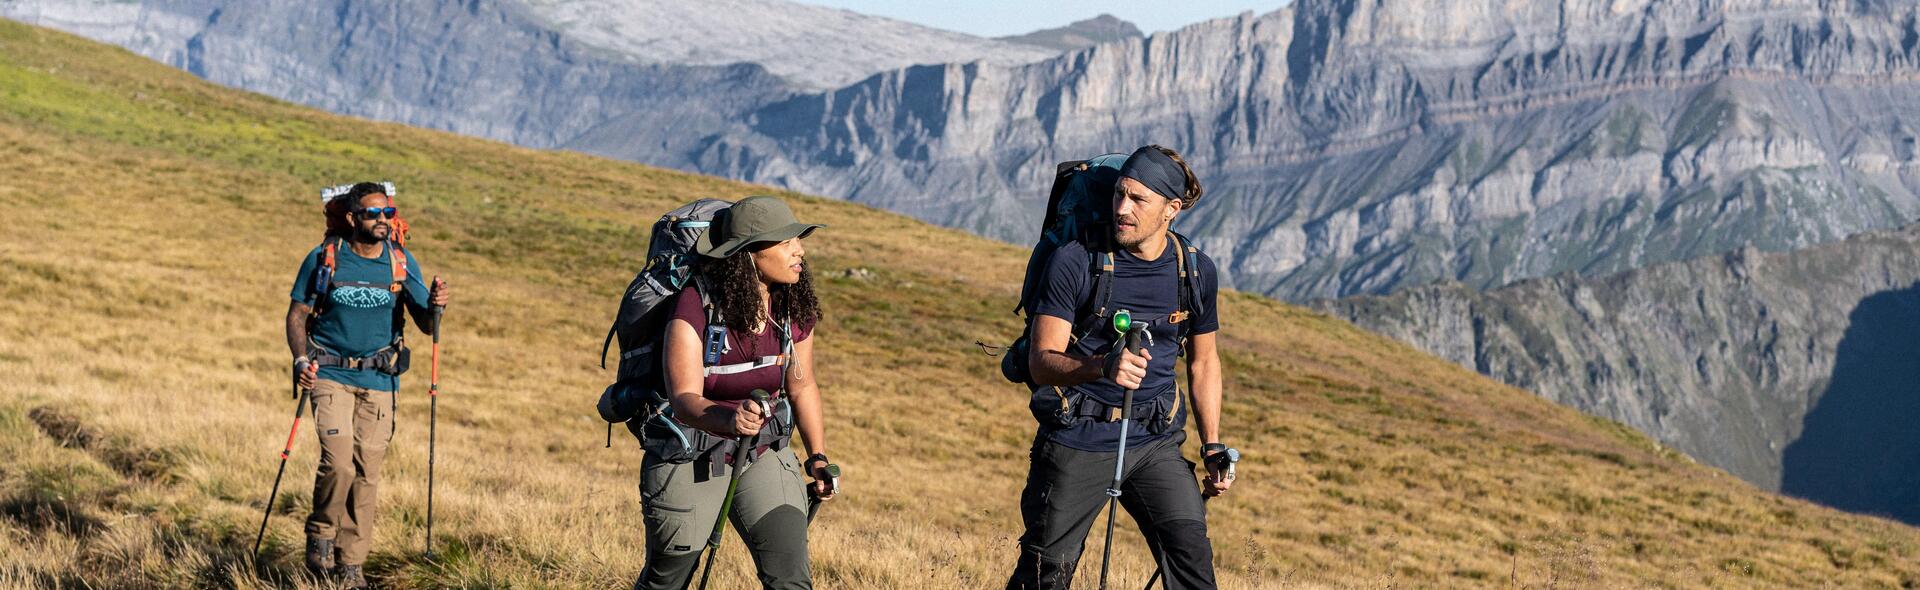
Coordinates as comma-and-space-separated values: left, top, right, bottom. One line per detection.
322, 238, 339, 275
388, 240, 408, 293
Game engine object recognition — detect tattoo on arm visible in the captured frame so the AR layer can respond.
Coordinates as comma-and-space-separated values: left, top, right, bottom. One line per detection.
285, 301, 311, 360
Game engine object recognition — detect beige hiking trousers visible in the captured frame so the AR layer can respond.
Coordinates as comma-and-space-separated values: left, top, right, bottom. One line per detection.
302, 379, 395, 566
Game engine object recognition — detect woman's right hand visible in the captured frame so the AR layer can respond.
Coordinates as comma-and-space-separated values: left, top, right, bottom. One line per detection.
732, 399, 766, 436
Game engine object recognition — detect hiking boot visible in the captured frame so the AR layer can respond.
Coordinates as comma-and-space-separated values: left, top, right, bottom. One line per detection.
303, 536, 335, 574
337, 564, 367, 589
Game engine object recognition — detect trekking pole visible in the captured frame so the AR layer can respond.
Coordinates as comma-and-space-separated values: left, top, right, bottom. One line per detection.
807, 463, 841, 524
425, 297, 443, 559
691, 390, 772, 590
1142, 447, 1239, 589
1099, 310, 1146, 590
253, 375, 313, 560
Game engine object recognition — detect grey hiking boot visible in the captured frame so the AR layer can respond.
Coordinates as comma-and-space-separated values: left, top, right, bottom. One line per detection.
303, 536, 335, 574
337, 564, 367, 589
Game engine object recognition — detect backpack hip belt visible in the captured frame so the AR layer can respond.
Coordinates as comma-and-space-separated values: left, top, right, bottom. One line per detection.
638, 396, 795, 474
1032, 386, 1185, 435
308, 342, 409, 376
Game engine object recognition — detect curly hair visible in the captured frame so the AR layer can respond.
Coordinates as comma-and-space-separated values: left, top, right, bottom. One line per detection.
697, 248, 821, 355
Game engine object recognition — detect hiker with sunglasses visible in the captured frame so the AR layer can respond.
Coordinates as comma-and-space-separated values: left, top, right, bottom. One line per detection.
632, 196, 836, 590
1007, 146, 1233, 589
286, 182, 448, 588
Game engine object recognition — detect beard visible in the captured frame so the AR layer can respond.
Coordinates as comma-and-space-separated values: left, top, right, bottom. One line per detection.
1114, 216, 1164, 249
356, 223, 391, 243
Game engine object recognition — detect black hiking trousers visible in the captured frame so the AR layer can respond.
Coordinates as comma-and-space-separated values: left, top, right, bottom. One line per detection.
1007, 430, 1218, 590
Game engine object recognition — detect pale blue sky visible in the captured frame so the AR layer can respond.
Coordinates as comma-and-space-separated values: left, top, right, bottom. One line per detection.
793, 1, 1291, 38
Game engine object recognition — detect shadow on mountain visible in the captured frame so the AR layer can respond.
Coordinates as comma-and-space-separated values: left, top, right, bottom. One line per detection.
1781, 283, 1920, 524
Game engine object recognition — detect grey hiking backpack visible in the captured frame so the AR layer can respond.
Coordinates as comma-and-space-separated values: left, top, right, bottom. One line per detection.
596, 199, 730, 441
595, 198, 799, 459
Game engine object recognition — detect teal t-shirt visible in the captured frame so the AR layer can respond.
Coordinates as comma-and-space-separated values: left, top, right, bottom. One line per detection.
290, 240, 430, 392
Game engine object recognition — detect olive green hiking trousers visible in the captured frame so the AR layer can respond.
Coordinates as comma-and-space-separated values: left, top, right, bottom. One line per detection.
634, 447, 812, 590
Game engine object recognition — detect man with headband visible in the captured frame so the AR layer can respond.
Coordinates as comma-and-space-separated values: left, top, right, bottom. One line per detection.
1009, 145, 1232, 589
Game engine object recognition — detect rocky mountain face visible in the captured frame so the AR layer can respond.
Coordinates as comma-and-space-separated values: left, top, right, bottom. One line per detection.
9, 0, 1920, 304
0, 0, 794, 150
0, 0, 1058, 147
513, 0, 1058, 90
604, 0, 1920, 302
1315, 225, 1920, 523
995, 14, 1144, 52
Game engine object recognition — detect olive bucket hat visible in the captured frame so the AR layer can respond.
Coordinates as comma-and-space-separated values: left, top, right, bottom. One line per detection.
694, 196, 825, 258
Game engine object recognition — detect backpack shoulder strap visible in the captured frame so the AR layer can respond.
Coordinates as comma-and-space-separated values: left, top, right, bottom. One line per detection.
1168, 232, 1201, 345
386, 241, 410, 345
1169, 233, 1192, 325
387, 240, 409, 293
1091, 249, 1115, 318
306, 236, 344, 311
1071, 248, 1116, 342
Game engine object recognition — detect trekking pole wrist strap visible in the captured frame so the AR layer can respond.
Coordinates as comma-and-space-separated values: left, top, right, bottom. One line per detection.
1203, 442, 1228, 455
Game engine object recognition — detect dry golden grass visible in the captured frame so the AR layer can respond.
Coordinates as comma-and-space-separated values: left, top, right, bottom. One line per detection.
1, 18, 1917, 589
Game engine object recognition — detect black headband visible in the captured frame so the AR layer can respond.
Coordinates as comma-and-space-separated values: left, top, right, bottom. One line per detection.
1117, 146, 1187, 204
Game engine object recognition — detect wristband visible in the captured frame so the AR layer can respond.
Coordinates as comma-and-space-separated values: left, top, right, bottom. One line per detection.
294, 357, 311, 372
1203, 442, 1227, 455
807, 453, 830, 469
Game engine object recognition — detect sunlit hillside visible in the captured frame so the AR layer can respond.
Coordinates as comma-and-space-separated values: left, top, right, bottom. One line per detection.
1, 18, 1916, 589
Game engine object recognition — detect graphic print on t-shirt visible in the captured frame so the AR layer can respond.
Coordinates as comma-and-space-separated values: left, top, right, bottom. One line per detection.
331, 285, 395, 309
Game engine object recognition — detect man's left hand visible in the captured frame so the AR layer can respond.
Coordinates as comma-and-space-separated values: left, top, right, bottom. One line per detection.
1203, 445, 1235, 498
429, 276, 450, 308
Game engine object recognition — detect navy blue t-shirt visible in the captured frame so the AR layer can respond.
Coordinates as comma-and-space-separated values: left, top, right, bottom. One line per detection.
1032, 235, 1219, 451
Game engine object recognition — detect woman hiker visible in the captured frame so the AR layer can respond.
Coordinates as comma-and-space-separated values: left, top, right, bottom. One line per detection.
635, 196, 839, 590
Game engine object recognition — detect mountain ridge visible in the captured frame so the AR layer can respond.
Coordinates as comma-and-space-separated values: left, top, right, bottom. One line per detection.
7, 0, 1920, 305
581, 0, 1920, 302
512, 0, 1061, 89
1315, 222, 1920, 524
995, 14, 1144, 52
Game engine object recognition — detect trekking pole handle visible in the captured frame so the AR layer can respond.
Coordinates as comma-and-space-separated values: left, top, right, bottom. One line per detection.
820, 463, 841, 495
1207, 447, 1241, 482
745, 389, 771, 444
430, 275, 444, 339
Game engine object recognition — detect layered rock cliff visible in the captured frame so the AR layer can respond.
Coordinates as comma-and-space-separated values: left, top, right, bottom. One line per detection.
601, 0, 1920, 302
1316, 224, 1920, 522
0, 0, 793, 150
10, 0, 1920, 304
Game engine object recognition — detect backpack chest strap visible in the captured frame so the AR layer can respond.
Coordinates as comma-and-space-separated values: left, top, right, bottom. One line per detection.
704, 355, 789, 376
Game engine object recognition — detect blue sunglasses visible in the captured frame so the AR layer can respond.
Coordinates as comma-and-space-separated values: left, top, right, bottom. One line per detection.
353, 207, 398, 219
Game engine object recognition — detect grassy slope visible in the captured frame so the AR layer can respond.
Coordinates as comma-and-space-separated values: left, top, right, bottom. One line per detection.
0, 19, 1915, 589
